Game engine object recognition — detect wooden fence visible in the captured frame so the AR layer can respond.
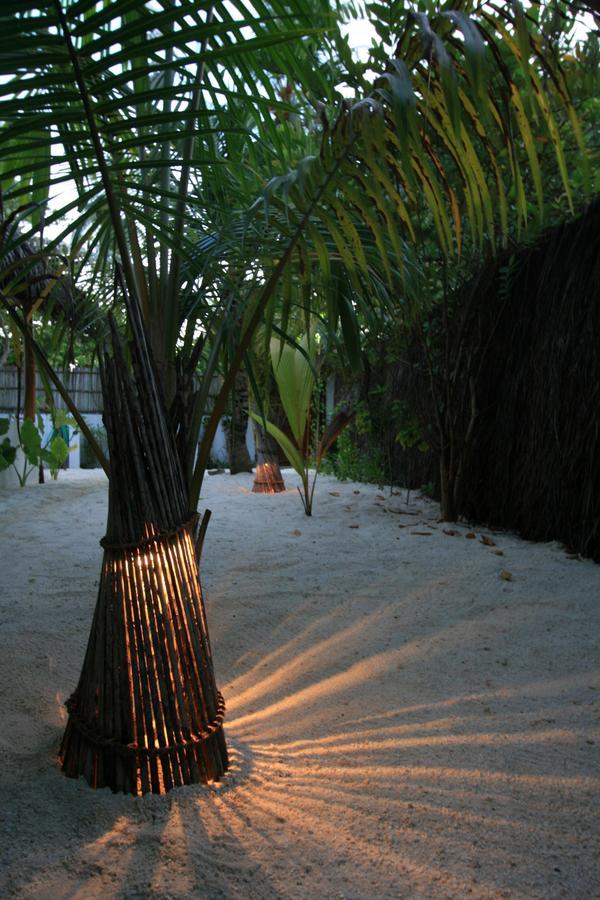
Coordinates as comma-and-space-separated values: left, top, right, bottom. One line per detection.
0, 366, 103, 413
0, 366, 222, 415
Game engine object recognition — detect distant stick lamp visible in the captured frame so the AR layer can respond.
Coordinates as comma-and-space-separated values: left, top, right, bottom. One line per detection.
252, 453, 286, 493
60, 293, 228, 794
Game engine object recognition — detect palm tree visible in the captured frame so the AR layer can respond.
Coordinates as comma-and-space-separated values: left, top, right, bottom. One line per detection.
2, 2, 590, 500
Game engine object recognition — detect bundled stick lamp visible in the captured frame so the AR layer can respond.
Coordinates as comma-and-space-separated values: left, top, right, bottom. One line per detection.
60, 290, 228, 794
252, 450, 285, 494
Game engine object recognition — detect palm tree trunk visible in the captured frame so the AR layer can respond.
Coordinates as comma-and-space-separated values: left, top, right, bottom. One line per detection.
226, 369, 253, 474
252, 420, 285, 493
23, 310, 36, 421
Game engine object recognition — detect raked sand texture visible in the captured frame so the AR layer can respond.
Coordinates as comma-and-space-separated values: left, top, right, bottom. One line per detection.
0, 469, 599, 899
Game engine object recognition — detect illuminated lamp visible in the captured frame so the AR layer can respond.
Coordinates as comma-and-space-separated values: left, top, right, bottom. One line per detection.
252, 451, 286, 493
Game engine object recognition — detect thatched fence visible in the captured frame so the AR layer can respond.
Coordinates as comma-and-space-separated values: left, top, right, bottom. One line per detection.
339, 201, 600, 559
456, 200, 600, 560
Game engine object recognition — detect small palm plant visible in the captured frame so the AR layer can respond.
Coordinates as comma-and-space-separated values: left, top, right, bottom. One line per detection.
250, 333, 353, 515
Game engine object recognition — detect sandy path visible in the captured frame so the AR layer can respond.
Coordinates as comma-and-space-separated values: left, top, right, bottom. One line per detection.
0, 469, 599, 899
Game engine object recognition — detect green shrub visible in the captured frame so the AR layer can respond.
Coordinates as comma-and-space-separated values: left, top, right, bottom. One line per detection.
322, 429, 386, 486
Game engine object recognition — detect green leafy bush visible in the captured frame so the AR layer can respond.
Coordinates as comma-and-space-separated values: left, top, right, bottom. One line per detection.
250, 335, 353, 515
0, 410, 75, 485
322, 429, 385, 486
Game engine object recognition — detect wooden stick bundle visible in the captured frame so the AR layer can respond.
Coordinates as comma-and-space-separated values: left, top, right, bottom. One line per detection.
60, 289, 228, 794
252, 450, 286, 494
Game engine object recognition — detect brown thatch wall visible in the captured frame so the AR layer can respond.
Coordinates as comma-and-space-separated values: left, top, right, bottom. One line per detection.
458, 200, 600, 559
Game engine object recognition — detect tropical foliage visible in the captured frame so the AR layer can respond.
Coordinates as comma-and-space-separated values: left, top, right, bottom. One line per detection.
0, 408, 75, 485
0, 0, 593, 510
250, 334, 353, 514
0, 0, 344, 499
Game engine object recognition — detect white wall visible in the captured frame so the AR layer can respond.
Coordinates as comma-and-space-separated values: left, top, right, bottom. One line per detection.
0, 412, 90, 488
200, 418, 255, 467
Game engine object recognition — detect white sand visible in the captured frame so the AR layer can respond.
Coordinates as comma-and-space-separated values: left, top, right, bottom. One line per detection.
0, 468, 599, 899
